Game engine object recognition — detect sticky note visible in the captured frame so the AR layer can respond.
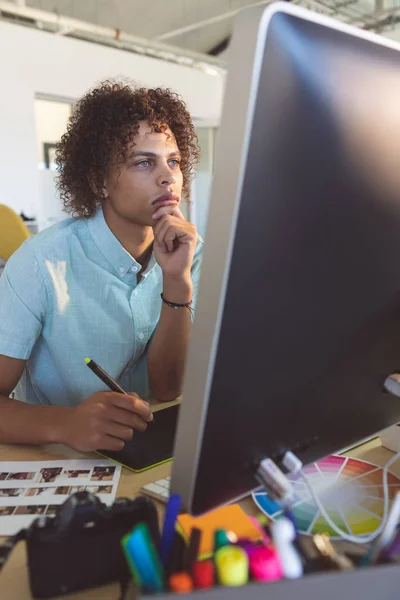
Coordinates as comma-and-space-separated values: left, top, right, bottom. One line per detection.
177, 504, 263, 558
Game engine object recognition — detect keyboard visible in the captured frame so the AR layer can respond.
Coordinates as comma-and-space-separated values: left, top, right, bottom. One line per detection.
140, 476, 170, 503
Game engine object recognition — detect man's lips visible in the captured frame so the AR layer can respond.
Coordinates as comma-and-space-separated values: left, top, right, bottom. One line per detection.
152, 193, 179, 209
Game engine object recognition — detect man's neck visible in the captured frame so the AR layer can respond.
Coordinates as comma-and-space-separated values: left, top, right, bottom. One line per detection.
102, 204, 154, 264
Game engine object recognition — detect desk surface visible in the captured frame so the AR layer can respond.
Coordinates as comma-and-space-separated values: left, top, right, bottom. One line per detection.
0, 434, 397, 600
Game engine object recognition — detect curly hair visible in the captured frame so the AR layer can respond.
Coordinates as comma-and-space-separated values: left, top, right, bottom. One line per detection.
56, 79, 200, 218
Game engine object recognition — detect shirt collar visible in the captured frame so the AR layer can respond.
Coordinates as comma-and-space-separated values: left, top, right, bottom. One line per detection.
87, 206, 156, 279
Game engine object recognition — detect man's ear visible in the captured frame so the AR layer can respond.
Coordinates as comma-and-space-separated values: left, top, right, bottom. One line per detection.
88, 176, 109, 199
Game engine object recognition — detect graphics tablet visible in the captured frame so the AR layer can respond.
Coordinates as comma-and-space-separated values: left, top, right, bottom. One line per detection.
98, 404, 180, 472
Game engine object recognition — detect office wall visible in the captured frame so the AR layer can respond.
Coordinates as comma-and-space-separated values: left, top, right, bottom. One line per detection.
0, 20, 224, 220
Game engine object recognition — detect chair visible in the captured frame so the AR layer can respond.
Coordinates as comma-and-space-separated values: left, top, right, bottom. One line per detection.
0, 204, 31, 261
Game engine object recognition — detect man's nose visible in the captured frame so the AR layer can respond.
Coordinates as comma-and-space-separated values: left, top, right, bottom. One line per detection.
157, 164, 176, 186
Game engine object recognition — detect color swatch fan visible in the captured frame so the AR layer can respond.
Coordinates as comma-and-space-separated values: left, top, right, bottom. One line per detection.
253, 455, 400, 539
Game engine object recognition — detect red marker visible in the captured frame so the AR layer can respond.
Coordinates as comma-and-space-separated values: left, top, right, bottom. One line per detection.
192, 559, 214, 589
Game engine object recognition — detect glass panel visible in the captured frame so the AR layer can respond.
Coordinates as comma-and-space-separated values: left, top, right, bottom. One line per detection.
35, 99, 72, 170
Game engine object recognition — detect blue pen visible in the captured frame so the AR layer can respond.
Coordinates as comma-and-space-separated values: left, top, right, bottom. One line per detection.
122, 523, 164, 593
160, 493, 182, 567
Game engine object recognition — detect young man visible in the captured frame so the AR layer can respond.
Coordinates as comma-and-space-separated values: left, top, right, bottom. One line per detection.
0, 80, 202, 452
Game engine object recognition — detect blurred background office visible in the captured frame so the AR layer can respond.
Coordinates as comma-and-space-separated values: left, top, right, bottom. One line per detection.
0, 0, 399, 270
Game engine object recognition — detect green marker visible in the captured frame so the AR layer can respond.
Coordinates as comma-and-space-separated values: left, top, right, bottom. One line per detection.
214, 529, 235, 552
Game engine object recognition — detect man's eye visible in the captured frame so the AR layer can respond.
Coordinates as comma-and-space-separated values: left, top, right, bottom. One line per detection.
169, 159, 180, 167
136, 160, 150, 167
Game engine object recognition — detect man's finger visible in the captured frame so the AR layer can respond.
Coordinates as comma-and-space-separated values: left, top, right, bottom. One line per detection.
164, 225, 177, 252
98, 435, 126, 452
154, 220, 176, 253
154, 216, 194, 247
107, 393, 153, 421
103, 405, 149, 430
152, 214, 176, 234
152, 204, 185, 221
103, 421, 136, 441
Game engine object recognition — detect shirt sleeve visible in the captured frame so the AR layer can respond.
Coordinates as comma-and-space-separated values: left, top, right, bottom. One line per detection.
0, 240, 48, 360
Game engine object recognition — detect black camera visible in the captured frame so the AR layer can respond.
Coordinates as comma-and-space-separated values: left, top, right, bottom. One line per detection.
25, 491, 160, 598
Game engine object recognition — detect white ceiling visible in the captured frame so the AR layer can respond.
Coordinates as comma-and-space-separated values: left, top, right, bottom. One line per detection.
25, 0, 262, 54
16, 0, 400, 55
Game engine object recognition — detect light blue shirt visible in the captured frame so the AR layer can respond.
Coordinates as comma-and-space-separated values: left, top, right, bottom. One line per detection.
0, 207, 203, 406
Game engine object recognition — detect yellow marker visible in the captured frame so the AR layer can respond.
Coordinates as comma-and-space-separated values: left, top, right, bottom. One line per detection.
215, 545, 248, 586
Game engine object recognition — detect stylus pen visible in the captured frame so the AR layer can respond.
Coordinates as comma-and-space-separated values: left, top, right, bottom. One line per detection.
85, 357, 154, 421
85, 357, 128, 394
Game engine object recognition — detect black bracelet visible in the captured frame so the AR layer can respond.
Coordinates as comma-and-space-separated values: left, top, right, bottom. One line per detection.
161, 293, 193, 314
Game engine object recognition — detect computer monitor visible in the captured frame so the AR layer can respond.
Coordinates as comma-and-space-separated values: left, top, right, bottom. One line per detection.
171, 2, 400, 515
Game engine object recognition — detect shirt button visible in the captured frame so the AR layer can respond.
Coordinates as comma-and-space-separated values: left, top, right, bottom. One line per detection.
133, 289, 138, 297
131, 266, 138, 273
119, 267, 124, 273
138, 333, 144, 340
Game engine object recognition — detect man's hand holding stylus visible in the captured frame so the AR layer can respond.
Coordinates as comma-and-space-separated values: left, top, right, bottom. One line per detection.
61, 391, 153, 452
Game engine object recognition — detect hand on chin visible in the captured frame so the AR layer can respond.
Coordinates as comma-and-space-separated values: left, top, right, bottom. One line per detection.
152, 205, 197, 279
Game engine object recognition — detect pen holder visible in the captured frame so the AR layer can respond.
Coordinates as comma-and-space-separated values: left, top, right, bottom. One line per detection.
126, 561, 400, 600
123, 542, 400, 600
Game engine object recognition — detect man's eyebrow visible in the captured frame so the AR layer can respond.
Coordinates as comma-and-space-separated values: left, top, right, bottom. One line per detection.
130, 151, 181, 158
131, 151, 156, 158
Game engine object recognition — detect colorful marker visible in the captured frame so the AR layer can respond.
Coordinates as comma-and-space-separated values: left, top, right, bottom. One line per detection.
214, 529, 236, 552
215, 545, 249, 586
184, 527, 202, 570
271, 516, 303, 579
122, 523, 164, 593
168, 572, 193, 593
248, 515, 270, 545
165, 530, 186, 576
248, 545, 283, 582
255, 513, 271, 537
160, 493, 182, 567
192, 560, 214, 589
283, 508, 299, 538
